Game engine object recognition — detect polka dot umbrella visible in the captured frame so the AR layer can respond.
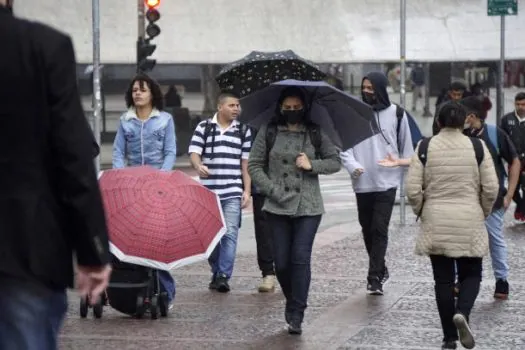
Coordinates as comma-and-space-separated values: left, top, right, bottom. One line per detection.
216, 50, 326, 98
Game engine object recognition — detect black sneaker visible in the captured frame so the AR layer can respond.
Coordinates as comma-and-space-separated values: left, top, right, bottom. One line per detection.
216, 274, 230, 293
441, 340, 457, 349
453, 313, 475, 349
366, 277, 383, 295
208, 275, 217, 290
494, 279, 509, 300
381, 266, 390, 285
288, 320, 302, 335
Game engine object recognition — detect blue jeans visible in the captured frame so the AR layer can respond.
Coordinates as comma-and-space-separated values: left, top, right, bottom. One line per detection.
0, 277, 67, 350
266, 213, 322, 323
158, 270, 176, 304
208, 197, 242, 279
485, 208, 509, 280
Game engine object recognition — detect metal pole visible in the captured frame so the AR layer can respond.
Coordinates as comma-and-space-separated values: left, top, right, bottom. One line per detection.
137, 0, 145, 72
399, 0, 407, 225
92, 0, 102, 173
497, 15, 505, 125
423, 62, 432, 117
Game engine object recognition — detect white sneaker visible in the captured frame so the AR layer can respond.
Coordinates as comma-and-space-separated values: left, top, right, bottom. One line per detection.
258, 275, 276, 292
453, 313, 475, 349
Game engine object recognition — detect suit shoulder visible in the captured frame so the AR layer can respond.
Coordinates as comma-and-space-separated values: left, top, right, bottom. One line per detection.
24, 20, 72, 47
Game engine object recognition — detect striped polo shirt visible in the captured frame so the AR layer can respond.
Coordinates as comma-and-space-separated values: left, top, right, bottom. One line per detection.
188, 114, 251, 200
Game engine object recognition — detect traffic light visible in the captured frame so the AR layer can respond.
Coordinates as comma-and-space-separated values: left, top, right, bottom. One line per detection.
137, 0, 161, 73
137, 39, 156, 72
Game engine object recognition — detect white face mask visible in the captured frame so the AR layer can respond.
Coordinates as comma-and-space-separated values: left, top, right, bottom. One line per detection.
463, 123, 471, 130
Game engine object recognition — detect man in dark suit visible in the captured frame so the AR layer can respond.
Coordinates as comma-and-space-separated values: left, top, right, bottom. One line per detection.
0, 2, 111, 349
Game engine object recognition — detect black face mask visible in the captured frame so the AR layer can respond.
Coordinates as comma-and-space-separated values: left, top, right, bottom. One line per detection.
281, 110, 304, 124
362, 92, 377, 105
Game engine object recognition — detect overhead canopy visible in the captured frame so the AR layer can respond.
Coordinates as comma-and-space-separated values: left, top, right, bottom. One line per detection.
15, 0, 525, 63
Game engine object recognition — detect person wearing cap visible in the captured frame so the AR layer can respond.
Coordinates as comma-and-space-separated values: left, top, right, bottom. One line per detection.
461, 96, 520, 300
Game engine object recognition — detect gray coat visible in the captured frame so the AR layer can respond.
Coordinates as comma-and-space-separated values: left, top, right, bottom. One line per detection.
248, 124, 341, 216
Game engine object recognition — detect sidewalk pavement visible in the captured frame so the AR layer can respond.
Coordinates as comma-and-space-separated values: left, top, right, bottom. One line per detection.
59, 203, 525, 349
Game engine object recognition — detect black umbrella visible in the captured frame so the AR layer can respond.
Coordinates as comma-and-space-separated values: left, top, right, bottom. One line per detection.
240, 80, 379, 151
216, 50, 326, 98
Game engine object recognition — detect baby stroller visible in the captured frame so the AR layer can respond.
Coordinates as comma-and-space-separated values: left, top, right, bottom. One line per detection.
80, 255, 170, 320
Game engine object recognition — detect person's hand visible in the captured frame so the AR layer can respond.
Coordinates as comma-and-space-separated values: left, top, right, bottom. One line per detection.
197, 164, 210, 178
241, 191, 251, 209
296, 153, 312, 171
76, 264, 112, 305
351, 168, 364, 179
378, 154, 400, 168
503, 194, 512, 210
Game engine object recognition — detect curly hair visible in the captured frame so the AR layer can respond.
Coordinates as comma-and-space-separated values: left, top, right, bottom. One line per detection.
125, 74, 165, 111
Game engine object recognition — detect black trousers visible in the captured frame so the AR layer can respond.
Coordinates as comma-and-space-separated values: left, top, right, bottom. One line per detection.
430, 255, 482, 341
252, 194, 274, 277
512, 172, 525, 214
355, 188, 396, 280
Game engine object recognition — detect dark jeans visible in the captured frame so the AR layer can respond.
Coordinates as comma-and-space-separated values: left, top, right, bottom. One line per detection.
355, 188, 396, 280
252, 194, 274, 277
430, 255, 482, 341
0, 276, 68, 350
266, 213, 322, 322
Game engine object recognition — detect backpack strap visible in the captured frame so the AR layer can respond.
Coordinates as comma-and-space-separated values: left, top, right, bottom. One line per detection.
468, 137, 484, 166
417, 137, 431, 166
201, 119, 216, 159
417, 136, 484, 167
308, 125, 323, 159
486, 124, 499, 155
395, 104, 404, 152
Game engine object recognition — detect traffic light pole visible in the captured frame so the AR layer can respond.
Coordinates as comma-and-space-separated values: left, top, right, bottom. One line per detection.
91, 0, 102, 173
399, 0, 407, 225
137, 0, 145, 72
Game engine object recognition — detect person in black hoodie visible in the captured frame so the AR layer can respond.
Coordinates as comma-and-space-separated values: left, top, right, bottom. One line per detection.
341, 72, 414, 295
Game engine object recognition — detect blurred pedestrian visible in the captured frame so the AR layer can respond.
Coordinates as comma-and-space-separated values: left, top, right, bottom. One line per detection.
410, 63, 425, 111
500, 92, 525, 221
165, 85, 182, 108
0, 1, 111, 349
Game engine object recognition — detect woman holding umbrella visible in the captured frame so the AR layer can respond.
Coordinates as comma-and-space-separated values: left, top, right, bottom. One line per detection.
112, 74, 177, 307
248, 87, 341, 335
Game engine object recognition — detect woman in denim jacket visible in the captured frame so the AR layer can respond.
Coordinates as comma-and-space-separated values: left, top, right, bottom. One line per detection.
112, 74, 177, 307
248, 87, 341, 335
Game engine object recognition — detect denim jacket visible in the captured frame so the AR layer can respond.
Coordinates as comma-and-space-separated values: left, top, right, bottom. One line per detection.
112, 109, 177, 170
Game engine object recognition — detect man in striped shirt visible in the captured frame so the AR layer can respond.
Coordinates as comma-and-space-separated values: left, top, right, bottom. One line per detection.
189, 93, 252, 293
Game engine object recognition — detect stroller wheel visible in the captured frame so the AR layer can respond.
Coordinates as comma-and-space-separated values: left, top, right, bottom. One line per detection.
135, 296, 145, 318
159, 292, 169, 317
150, 296, 158, 320
93, 299, 103, 319
79, 296, 88, 318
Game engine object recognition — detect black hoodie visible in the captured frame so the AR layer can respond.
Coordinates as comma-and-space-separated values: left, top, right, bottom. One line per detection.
362, 72, 391, 111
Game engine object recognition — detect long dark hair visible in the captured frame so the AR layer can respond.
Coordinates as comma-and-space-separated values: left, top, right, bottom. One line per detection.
125, 74, 165, 111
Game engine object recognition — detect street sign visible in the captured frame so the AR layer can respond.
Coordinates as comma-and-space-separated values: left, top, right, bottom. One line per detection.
488, 0, 518, 16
